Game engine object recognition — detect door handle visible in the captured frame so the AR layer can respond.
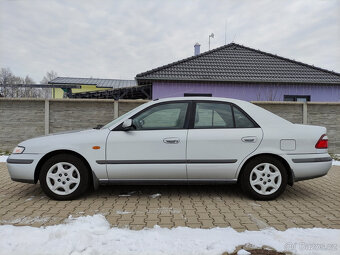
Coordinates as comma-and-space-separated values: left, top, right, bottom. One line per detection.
241, 136, 257, 143
163, 137, 180, 144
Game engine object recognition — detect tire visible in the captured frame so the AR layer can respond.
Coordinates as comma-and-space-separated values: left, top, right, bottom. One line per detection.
240, 156, 288, 200
39, 154, 90, 200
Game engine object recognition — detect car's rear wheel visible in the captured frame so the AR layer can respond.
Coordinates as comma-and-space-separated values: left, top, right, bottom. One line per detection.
39, 154, 89, 200
240, 156, 288, 200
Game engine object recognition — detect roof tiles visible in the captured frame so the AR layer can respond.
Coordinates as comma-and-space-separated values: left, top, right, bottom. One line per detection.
136, 43, 340, 84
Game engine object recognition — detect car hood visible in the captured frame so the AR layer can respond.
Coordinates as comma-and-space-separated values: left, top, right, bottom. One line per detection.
18, 128, 110, 154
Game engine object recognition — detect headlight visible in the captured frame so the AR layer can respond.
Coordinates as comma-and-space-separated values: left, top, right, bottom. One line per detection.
12, 146, 25, 154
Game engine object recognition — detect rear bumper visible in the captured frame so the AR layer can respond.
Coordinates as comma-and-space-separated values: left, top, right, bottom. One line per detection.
6, 153, 43, 183
283, 153, 332, 182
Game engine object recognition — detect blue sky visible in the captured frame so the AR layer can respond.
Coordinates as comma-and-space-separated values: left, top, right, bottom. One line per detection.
0, 0, 339, 82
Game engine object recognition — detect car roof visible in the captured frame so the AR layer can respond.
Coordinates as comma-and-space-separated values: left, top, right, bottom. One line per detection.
154, 96, 244, 104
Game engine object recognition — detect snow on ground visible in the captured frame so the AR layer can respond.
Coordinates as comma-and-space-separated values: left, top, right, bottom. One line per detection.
116, 210, 132, 215
333, 160, 340, 166
150, 193, 161, 198
0, 215, 339, 255
119, 191, 136, 197
0, 216, 51, 225
0, 155, 8, 162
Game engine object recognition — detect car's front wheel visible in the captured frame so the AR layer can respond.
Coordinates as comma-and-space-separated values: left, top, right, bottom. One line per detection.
240, 156, 288, 200
39, 154, 90, 200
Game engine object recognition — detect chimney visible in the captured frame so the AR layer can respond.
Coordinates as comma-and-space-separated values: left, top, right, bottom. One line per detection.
194, 43, 200, 56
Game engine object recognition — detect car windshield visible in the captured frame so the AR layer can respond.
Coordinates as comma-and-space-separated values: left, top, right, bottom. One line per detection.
101, 102, 149, 129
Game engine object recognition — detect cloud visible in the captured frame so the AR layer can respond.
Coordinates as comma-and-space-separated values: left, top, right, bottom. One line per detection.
0, 0, 339, 82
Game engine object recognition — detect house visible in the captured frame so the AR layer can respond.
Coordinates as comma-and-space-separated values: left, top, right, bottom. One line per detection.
135, 43, 340, 102
48, 77, 142, 99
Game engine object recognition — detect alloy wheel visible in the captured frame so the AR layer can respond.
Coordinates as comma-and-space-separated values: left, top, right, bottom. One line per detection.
249, 163, 282, 195
46, 162, 80, 196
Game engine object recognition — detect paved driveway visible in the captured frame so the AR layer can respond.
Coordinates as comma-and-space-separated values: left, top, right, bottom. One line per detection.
0, 163, 339, 231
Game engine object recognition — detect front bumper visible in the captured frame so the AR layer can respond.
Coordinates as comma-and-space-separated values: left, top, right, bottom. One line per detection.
283, 153, 332, 182
6, 153, 43, 183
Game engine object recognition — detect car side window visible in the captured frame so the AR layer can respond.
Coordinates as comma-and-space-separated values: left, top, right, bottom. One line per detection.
194, 102, 234, 128
132, 102, 188, 130
233, 106, 255, 128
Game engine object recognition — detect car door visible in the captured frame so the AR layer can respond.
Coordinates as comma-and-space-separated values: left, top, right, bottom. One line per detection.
187, 101, 263, 180
106, 101, 190, 180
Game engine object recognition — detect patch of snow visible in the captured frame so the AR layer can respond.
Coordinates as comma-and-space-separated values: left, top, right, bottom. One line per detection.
119, 191, 136, 197
25, 196, 35, 201
249, 202, 261, 207
237, 249, 251, 255
332, 160, 340, 166
0, 216, 50, 225
0, 214, 339, 255
150, 193, 161, 198
115, 211, 131, 215
0, 155, 8, 163
248, 214, 270, 230
148, 208, 181, 214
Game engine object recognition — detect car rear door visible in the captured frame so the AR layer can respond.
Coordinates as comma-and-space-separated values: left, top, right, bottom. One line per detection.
186, 101, 263, 180
105, 101, 190, 180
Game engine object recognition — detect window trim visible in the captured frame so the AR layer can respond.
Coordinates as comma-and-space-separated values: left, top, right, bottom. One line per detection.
114, 101, 192, 131
189, 100, 260, 129
184, 93, 212, 97
284, 95, 311, 102
114, 100, 260, 131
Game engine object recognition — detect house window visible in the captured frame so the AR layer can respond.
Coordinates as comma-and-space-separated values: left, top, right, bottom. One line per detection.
184, 93, 212, 97
284, 95, 311, 102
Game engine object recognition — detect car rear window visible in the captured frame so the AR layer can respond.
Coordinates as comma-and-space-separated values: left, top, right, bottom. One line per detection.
233, 106, 255, 128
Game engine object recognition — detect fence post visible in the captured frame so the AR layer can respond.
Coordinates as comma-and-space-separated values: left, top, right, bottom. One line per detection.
44, 99, 50, 135
303, 102, 308, 124
114, 100, 119, 119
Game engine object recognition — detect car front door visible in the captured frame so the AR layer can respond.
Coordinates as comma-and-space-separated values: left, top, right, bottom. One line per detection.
105, 101, 190, 180
186, 101, 263, 180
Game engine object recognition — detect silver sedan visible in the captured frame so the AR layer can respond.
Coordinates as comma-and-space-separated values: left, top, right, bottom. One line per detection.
7, 97, 332, 200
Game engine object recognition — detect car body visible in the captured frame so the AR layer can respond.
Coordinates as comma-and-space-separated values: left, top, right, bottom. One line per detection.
7, 97, 332, 200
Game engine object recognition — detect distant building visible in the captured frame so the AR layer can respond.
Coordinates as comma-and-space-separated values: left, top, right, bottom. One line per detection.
48, 77, 148, 99
136, 43, 340, 102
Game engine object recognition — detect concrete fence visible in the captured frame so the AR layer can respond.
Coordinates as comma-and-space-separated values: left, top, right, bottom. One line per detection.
0, 98, 339, 153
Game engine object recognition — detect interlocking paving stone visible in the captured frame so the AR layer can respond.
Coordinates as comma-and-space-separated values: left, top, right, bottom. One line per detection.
0, 163, 339, 231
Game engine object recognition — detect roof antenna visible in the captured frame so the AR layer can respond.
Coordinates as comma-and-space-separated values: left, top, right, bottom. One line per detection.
224, 20, 227, 45
209, 33, 214, 50
232, 33, 237, 42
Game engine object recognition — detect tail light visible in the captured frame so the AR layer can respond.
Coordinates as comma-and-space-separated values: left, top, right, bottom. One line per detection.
315, 134, 328, 149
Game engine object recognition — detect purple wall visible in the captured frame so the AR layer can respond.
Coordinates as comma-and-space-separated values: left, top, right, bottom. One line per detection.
152, 82, 340, 102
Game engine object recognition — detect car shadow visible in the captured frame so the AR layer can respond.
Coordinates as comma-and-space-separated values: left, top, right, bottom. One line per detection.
1, 180, 327, 202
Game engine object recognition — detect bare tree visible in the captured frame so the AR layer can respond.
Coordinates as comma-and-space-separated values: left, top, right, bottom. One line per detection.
0, 67, 43, 98
40, 70, 57, 84
40, 70, 58, 98
0, 67, 20, 97
0, 67, 14, 85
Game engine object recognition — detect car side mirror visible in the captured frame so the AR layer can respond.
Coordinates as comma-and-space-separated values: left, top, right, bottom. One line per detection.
122, 119, 133, 131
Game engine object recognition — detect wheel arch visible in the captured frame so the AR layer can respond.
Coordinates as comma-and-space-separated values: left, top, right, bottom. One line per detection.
237, 153, 294, 186
34, 149, 97, 189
